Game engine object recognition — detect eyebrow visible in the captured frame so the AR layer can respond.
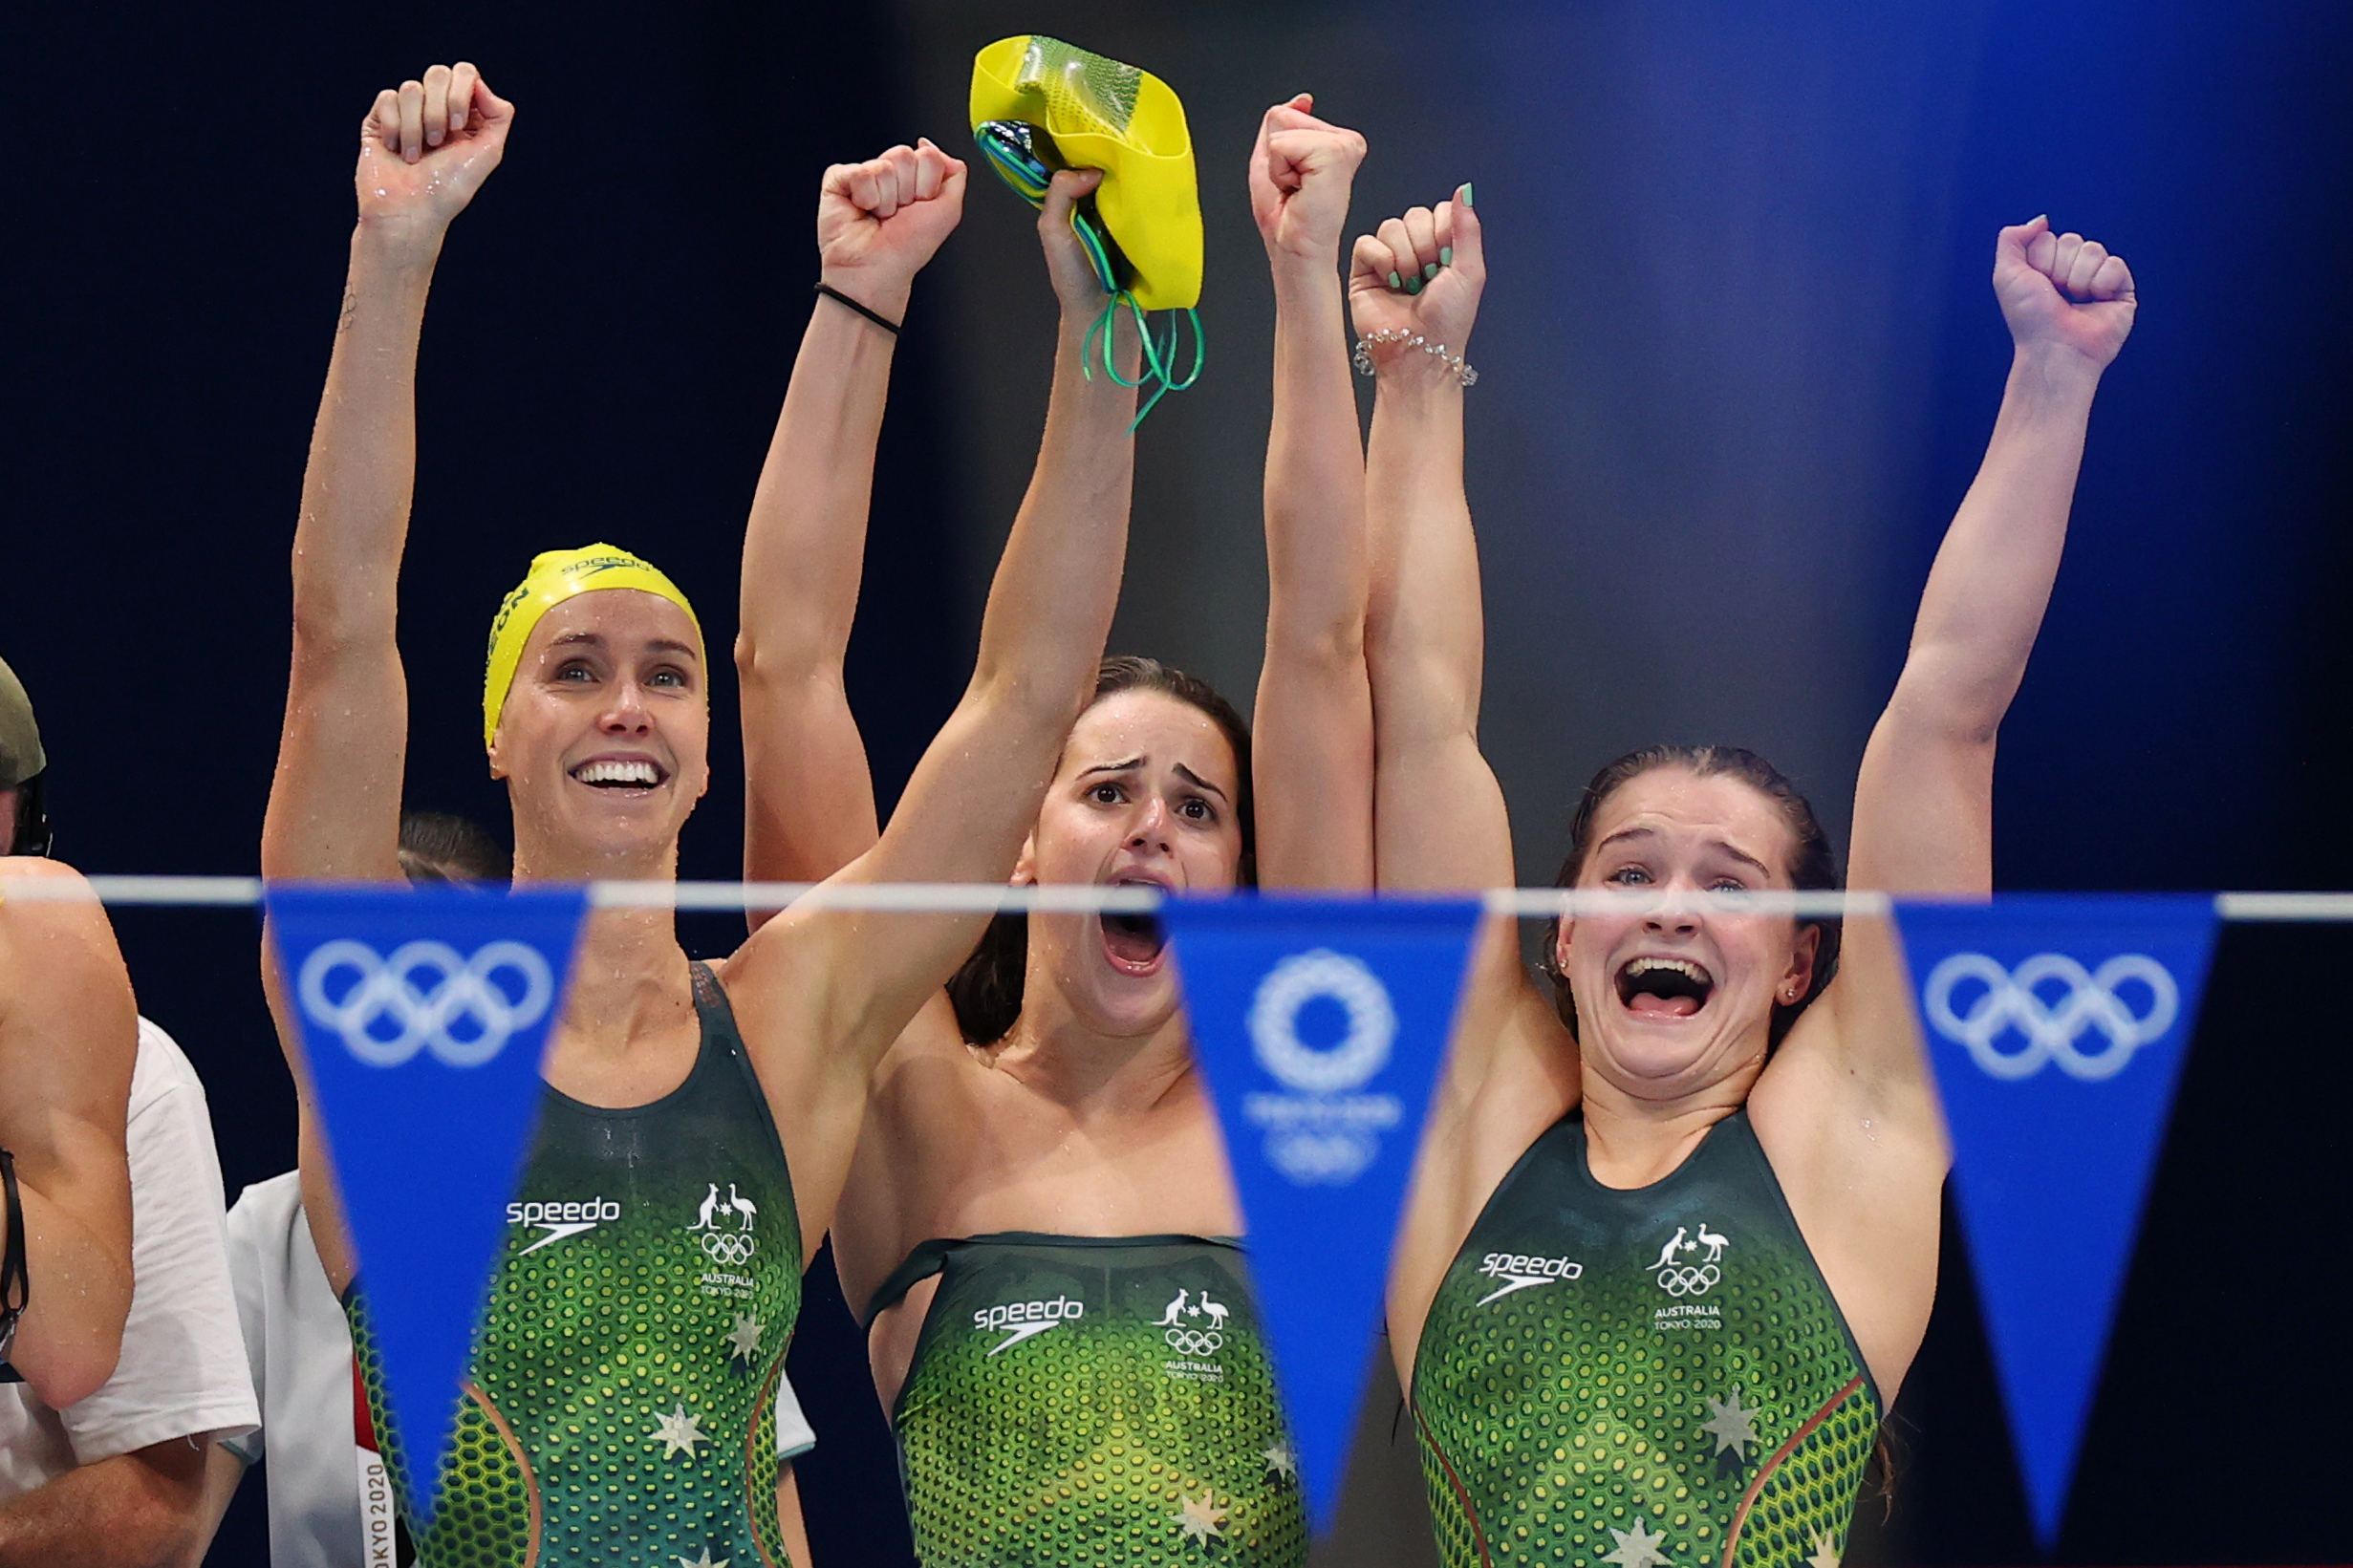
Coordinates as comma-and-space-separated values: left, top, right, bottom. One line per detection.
549, 632, 701, 663
1595, 826, 1773, 877
1078, 757, 1144, 779
1174, 764, 1230, 803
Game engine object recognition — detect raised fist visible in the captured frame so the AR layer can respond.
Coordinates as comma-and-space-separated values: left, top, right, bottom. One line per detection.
356, 63, 513, 231
817, 140, 968, 315
1994, 216, 2136, 371
1036, 167, 1114, 320
1249, 95, 1369, 264
1349, 185, 1483, 364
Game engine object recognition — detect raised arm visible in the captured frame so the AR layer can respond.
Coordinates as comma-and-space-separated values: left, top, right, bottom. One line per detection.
0, 861, 135, 1410
1248, 96, 1373, 891
260, 64, 512, 886
734, 171, 1140, 1064
1354, 189, 1514, 897
739, 141, 967, 898
1847, 218, 2136, 898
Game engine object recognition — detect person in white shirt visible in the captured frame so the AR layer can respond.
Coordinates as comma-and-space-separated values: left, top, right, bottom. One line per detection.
0, 1020, 259, 1566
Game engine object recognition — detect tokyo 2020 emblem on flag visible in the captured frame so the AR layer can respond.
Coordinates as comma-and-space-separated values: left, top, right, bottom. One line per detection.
1162, 894, 1482, 1535
267, 882, 588, 1526
1893, 893, 2219, 1548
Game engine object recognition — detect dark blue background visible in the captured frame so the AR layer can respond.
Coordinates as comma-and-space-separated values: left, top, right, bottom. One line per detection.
8, 0, 2349, 1561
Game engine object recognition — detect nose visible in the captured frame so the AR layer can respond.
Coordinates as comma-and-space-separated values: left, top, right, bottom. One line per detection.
1126, 795, 1172, 854
1643, 882, 1699, 936
598, 679, 654, 736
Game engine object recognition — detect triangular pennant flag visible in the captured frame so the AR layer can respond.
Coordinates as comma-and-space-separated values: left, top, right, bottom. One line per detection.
1161, 893, 1482, 1534
266, 882, 587, 1525
1893, 893, 2216, 1548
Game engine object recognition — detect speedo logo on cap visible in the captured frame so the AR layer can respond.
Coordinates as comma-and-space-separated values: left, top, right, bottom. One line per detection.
975, 1296, 1084, 1355
508, 1196, 621, 1255
1475, 1251, 1584, 1306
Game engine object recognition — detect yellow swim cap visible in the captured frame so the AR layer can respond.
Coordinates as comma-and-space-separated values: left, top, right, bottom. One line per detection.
482, 545, 702, 750
971, 36, 1202, 311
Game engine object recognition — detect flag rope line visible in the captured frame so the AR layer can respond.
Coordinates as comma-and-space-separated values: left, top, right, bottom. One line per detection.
2, 875, 2351, 921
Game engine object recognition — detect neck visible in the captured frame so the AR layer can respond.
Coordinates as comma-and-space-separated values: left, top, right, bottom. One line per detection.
544, 905, 693, 1059
1574, 1042, 1762, 1188
988, 972, 1197, 1118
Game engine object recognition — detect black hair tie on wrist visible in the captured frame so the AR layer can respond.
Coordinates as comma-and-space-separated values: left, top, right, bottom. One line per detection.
815, 282, 901, 335
0, 1147, 28, 1385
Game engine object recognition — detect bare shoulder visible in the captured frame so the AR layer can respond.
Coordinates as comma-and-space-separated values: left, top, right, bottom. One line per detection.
0, 859, 132, 1021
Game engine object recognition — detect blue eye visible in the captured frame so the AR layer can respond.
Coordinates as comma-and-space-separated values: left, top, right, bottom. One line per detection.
1608, 867, 1651, 886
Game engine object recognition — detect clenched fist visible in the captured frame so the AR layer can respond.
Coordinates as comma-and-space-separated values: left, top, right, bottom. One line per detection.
1995, 216, 2136, 371
1349, 185, 1483, 365
356, 63, 513, 233
1249, 94, 1368, 265
818, 140, 968, 318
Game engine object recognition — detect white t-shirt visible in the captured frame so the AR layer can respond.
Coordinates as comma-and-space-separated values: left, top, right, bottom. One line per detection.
224, 1171, 816, 1568
0, 1019, 259, 1500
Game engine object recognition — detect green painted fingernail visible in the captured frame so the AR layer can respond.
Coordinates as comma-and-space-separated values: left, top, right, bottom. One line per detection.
1422, 262, 1439, 281
1460, 183, 1476, 207
1388, 270, 1403, 290
1439, 247, 1453, 267
1405, 276, 1422, 295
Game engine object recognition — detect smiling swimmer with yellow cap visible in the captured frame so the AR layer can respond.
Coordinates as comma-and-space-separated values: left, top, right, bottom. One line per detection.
263, 56, 1149, 1566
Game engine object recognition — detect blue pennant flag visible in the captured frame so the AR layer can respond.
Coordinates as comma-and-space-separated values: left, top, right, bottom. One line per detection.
1162, 894, 1483, 1534
1892, 894, 2216, 1548
265, 883, 587, 1525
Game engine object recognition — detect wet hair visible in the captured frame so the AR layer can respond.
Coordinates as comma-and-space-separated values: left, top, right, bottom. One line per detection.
946, 655, 1254, 1045
1541, 744, 1841, 1049
399, 810, 512, 885
6, 772, 52, 858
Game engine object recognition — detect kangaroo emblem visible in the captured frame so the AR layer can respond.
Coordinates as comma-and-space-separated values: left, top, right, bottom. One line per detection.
1155, 1289, 1191, 1328
1650, 1226, 1692, 1273
1195, 1291, 1230, 1331
690, 1184, 722, 1233
1695, 1223, 1728, 1264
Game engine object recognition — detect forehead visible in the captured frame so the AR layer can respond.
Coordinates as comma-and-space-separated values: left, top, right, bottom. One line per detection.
522, 589, 702, 663
1586, 768, 1793, 868
1062, 690, 1237, 779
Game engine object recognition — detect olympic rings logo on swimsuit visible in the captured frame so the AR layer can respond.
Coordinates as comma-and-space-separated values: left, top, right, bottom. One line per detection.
701, 1232, 757, 1266
1922, 951, 2179, 1083
296, 938, 557, 1068
1654, 1264, 1721, 1298
1164, 1328, 1225, 1357
1248, 949, 1396, 1094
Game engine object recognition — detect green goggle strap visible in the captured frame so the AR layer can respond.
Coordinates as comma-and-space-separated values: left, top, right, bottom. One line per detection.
1082, 290, 1204, 432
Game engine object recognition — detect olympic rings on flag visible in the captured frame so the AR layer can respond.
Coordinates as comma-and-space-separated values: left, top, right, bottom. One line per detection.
296, 938, 557, 1068
1922, 951, 2179, 1083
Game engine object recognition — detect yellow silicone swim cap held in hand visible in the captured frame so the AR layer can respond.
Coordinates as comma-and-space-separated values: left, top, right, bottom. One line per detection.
482, 545, 702, 749
971, 35, 1202, 311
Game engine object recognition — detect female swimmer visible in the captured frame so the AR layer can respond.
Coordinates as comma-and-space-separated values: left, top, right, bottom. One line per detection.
732, 97, 1380, 1565
261, 63, 1143, 1565
1339, 192, 2135, 1564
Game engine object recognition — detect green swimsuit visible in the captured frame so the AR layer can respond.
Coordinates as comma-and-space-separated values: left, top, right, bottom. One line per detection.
1413, 1109, 1879, 1568
871, 1233, 1309, 1567
351, 962, 804, 1567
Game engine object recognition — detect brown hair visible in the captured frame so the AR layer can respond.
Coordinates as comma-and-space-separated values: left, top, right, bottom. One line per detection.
946, 656, 1254, 1045
1542, 744, 1841, 1049
399, 810, 512, 885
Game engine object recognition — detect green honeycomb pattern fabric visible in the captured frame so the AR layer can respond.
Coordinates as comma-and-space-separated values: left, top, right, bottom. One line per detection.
1413, 1110, 1879, 1568
1015, 36, 1140, 133
350, 963, 802, 1566
884, 1234, 1308, 1566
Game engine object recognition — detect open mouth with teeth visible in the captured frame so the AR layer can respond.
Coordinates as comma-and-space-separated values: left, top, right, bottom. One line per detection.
1615, 956, 1715, 1020
1100, 879, 1168, 975
570, 758, 668, 791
